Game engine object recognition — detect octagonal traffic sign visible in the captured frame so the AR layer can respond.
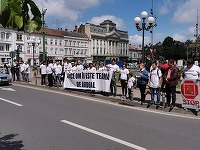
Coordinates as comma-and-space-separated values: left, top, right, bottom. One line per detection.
181, 79, 200, 110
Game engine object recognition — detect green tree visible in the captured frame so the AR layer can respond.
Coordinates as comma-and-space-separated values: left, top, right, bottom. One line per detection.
0, 0, 42, 33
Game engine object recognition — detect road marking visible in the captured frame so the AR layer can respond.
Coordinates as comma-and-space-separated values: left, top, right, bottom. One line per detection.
14, 84, 200, 120
0, 97, 23, 107
61, 120, 146, 150
0, 87, 16, 91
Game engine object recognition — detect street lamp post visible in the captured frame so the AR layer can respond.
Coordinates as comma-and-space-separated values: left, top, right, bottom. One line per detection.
27, 36, 40, 85
42, 8, 47, 62
134, 11, 155, 63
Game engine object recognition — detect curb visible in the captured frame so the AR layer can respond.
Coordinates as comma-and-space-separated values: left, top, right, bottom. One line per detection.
12, 82, 199, 117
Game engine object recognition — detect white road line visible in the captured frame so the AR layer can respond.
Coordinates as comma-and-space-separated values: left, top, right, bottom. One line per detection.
14, 84, 200, 120
61, 120, 146, 150
0, 97, 23, 107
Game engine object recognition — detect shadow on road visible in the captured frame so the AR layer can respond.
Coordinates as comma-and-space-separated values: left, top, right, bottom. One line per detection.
0, 134, 24, 150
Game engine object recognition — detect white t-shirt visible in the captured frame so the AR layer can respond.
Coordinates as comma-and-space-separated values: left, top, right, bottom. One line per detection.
64, 62, 72, 72
46, 63, 53, 74
149, 68, 162, 88
98, 66, 107, 71
120, 68, 129, 80
40, 64, 47, 75
54, 64, 62, 75
87, 67, 96, 71
128, 77, 136, 89
20, 63, 26, 72
76, 64, 84, 71
184, 65, 200, 79
25, 64, 30, 74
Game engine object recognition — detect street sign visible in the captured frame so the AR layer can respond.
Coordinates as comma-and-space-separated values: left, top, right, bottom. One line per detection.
181, 80, 200, 110
9, 51, 16, 58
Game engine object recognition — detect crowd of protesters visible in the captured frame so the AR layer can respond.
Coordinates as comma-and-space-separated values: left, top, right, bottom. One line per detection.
7, 56, 200, 108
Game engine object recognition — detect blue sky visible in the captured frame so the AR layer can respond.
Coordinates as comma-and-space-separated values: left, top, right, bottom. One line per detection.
34, 0, 200, 46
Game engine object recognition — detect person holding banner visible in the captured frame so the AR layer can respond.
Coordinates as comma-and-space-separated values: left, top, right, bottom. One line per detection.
98, 60, 107, 71
182, 58, 200, 80
106, 58, 120, 97
75, 58, 84, 71
87, 63, 96, 71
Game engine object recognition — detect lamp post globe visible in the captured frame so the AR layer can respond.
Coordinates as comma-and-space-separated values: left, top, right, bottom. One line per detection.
148, 17, 155, 25
134, 11, 155, 63
141, 11, 148, 19
134, 17, 141, 25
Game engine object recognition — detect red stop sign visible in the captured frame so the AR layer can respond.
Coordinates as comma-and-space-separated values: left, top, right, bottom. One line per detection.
181, 80, 199, 99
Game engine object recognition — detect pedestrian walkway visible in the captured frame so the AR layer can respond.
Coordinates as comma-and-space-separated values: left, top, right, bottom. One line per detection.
12, 72, 200, 116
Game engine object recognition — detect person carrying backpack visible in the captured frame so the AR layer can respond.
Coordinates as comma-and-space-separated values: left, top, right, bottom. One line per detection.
147, 61, 162, 107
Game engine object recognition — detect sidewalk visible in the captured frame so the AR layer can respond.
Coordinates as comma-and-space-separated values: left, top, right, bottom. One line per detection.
14, 75, 199, 116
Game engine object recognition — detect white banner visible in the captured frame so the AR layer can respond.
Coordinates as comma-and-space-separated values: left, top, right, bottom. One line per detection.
63, 70, 113, 92
181, 79, 200, 110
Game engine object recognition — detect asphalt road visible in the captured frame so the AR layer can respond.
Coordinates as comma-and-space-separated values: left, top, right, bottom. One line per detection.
0, 84, 200, 150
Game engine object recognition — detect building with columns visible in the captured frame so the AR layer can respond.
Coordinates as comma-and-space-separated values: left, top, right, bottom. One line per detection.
78, 20, 129, 63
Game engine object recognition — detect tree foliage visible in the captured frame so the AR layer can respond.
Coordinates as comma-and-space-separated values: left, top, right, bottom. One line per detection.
0, 0, 42, 33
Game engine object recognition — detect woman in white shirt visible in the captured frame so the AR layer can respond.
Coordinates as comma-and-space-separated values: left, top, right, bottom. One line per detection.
120, 64, 129, 99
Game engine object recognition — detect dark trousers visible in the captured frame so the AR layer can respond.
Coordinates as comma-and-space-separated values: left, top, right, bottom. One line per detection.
110, 78, 117, 96
121, 79, 127, 96
41, 74, 47, 85
138, 84, 147, 102
15, 69, 20, 81
48, 73, 53, 87
166, 84, 176, 106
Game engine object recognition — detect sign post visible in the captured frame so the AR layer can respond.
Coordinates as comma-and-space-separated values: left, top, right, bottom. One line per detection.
181, 79, 200, 111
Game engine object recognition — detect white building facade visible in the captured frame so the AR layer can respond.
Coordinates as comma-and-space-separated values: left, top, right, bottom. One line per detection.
78, 20, 129, 63
0, 27, 89, 65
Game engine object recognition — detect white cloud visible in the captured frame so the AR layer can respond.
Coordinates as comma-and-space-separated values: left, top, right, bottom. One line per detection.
129, 35, 150, 46
89, 15, 125, 30
172, 34, 187, 42
172, 0, 200, 24
33, 0, 101, 23
159, 0, 172, 15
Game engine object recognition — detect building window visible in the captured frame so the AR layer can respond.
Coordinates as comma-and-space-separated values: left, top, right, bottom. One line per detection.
65, 48, 68, 55
50, 39, 53, 45
6, 44, 9, 51
65, 40, 68, 46
27, 49, 30, 53
16, 34, 23, 41
55, 40, 57, 45
0, 45, 4, 51
1, 32, 5, 40
73, 41, 76, 46
60, 40, 62, 46
6, 33, 10, 40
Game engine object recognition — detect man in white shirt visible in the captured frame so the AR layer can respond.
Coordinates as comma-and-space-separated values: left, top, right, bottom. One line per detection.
148, 61, 162, 107
54, 61, 62, 87
183, 58, 200, 80
24, 61, 30, 82
20, 61, 26, 81
64, 58, 72, 73
120, 64, 129, 99
40, 61, 47, 85
106, 58, 120, 96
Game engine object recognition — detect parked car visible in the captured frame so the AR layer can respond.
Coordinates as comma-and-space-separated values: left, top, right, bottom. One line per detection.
0, 71, 12, 85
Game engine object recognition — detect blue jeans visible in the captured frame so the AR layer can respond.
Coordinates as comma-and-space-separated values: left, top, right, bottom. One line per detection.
149, 87, 161, 105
